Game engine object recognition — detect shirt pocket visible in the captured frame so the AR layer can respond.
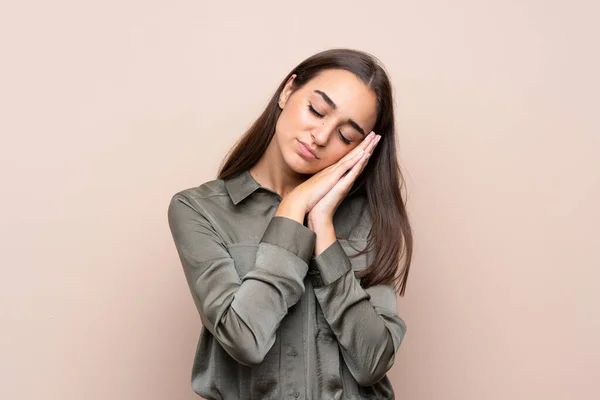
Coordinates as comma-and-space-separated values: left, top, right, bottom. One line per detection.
225, 243, 258, 279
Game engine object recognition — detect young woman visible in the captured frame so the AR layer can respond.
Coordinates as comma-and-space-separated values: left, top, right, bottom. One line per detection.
168, 48, 413, 400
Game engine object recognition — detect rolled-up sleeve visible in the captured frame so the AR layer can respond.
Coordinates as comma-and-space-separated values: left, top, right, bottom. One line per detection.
310, 240, 407, 386
168, 193, 316, 366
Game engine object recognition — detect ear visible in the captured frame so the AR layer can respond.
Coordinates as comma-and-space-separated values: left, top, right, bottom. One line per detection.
278, 74, 297, 109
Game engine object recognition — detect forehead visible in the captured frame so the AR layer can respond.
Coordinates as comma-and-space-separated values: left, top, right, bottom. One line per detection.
303, 69, 378, 128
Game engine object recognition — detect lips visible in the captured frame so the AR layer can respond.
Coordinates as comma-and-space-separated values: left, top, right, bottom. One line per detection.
297, 140, 318, 160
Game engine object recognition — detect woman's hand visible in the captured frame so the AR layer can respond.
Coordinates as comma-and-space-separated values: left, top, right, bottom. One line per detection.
275, 131, 380, 225
307, 133, 381, 229
306, 132, 380, 255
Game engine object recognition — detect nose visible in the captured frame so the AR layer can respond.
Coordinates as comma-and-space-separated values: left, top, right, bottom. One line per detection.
311, 122, 336, 146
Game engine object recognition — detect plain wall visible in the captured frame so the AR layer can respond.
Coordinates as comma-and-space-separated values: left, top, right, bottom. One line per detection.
1, 1, 598, 399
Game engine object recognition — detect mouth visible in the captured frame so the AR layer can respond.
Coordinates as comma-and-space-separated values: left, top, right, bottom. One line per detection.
297, 140, 319, 160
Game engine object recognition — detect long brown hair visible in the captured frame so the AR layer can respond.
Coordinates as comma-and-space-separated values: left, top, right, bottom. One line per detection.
217, 48, 413, 296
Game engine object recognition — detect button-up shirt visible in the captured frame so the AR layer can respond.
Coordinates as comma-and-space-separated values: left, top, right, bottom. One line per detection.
167, 170, 407, 399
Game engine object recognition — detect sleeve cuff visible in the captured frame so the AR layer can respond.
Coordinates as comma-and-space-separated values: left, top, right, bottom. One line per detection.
261, 216, 316, 264
309, 239, 352, 287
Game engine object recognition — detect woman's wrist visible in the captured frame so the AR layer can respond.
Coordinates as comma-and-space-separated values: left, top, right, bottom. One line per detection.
311, 220, 336, 256
307, 210, 332, 229
274, 197, 307, 225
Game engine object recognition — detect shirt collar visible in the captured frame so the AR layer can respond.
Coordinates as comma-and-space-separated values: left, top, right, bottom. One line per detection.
224, 170, 262, 205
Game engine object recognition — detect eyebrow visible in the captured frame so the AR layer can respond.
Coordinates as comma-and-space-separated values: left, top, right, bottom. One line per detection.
314, 90, 366, 136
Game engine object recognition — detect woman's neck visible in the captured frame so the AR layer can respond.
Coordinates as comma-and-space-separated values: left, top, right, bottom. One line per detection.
249, 139, 305, 199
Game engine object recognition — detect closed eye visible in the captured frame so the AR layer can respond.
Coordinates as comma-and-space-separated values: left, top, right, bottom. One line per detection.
308, 104, 324, 118
338, 131, 351, 144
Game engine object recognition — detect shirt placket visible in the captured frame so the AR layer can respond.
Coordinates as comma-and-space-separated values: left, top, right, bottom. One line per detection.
281, 301, 306, 399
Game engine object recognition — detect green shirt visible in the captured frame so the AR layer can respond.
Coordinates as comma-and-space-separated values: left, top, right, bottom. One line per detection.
167, 169, 406, 399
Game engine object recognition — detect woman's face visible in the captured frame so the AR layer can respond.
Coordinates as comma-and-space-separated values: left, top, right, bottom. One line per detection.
274, 69, 378, 175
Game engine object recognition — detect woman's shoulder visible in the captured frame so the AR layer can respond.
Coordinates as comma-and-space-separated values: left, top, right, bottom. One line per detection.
169, 177, 229, 208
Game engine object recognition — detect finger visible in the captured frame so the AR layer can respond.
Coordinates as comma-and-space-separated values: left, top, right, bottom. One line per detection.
336, 150, 365, 177
358, 152, 371, 175
338, 131, 377, 164
337, 132, 380, 172
358, 151, 371, 175
354, 131, 377, 153
357, 139, 377, 173
360, 131, 378, 149
340, 152, 369, 185
315, 151, 363, 196
364, 134, 381, 155
324, 153, 369, 203
356, 135, 380, 174
339, 133, 380, 173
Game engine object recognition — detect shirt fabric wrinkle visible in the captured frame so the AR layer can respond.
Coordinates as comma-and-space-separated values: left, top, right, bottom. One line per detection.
168, 169, 406, 399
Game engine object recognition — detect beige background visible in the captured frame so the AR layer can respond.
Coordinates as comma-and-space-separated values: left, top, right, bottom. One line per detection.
1, 1, 598, 399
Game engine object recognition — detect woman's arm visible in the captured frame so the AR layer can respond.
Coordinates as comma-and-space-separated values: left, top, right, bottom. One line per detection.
302, 132, 403, 385
168, 193, 314, 366
309, 224, 407, 386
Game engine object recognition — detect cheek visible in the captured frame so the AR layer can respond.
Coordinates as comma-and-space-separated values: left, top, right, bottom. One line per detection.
286, 101, 314, 128
274, 113, 292, 144
276, 106, 312, 144
276, 110, 295, 137
320, 145, 354, 167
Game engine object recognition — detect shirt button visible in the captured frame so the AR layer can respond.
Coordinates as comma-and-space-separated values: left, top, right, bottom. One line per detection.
291, 348, 298, 356
293, 391, 300, 398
